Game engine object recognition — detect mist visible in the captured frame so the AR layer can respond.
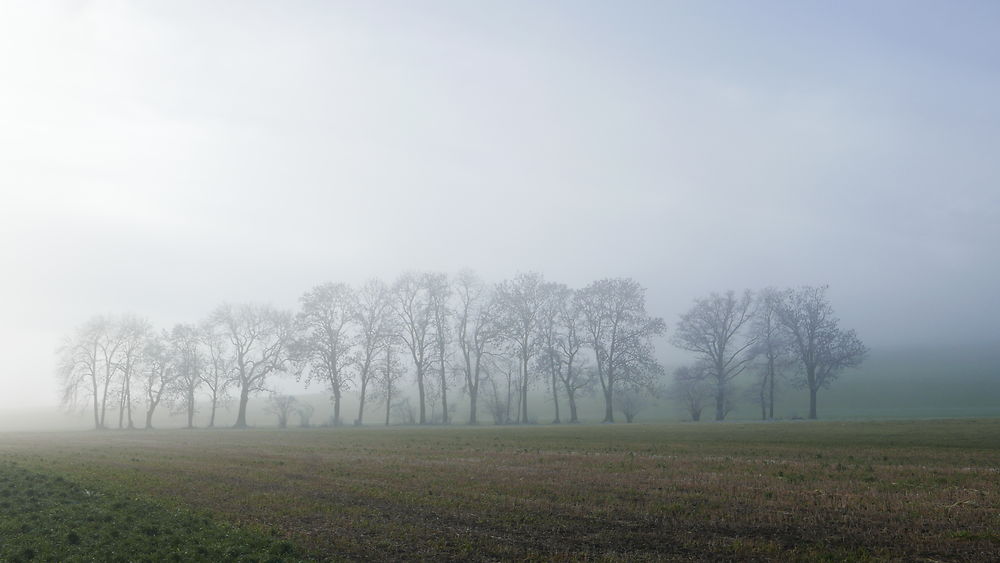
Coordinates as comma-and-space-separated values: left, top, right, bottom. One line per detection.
1, 0, 998, 414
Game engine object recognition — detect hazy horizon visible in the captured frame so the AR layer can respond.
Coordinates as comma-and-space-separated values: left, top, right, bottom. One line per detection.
2, 1, 998, 410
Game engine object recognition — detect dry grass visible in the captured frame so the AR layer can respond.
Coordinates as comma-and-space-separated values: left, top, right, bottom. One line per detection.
1, 419, 998, 561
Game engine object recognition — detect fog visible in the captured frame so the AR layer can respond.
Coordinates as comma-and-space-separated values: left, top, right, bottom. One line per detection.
1, 1, 998, 412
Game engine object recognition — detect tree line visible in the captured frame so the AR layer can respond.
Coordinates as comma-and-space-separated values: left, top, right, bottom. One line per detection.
57, 272, 864, 429
670, 286, 867, 421
57, 272, 664, 429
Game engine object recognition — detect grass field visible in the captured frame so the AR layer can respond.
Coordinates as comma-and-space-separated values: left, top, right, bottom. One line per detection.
0, 420, 998, 561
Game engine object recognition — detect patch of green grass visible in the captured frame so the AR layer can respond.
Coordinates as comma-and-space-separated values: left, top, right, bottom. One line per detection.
0, 461, 307, 562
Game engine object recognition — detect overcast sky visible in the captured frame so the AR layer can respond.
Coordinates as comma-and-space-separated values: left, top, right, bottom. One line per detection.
1, 1, 998, 408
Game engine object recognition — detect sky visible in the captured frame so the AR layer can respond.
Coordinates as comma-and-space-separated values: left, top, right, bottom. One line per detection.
1, 1, 998, 409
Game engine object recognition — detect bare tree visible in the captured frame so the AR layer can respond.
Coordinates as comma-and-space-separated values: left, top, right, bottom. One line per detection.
266, 394, 298, 428
296, 402, 315, 427
295, 283, 356, 426
141, 329, 175, 429
578, 278, 666, 423
495, 272, 553, 424
483, 352, 520, 424
481, 373, 508, 425
554, 298, 593, 423
454, 270, 501, 425
352, 279, 392, 426
94, 316, 125, 429
427, 273, 453, 424
672, 290, 756, 421
168, 323, 203, 429
777, 286, 867, 419
391, 397, 417, 425
115, 315, 150, 429
425, 373, 442, 423
211, 303, 295, 428
751, 287, 794, 420
393, 272, 436, 424
670, 364, 713, 421
537, 284, 571, 423
375, 334, 407, 426
57, 316, 104, 429
198, 321, 233, 427
614, 385, 648, 423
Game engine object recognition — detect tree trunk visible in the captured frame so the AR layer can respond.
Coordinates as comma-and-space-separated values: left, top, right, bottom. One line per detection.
519, 357, 529, 423
566, 388, 579, 423
145, 406, 154, 430
551, 370, 560, 424
234, 385, 249, 427
416, 368, 426, 424
807, 365, 818, 420
504, 373, 512, 424
125, 381, 135, 429
187, 391, 195, 429
91, 375, 100, 430
333, 390, 342, 426
385, 391, 391, 426
208, 394, 217, 428
468, 374, 478, 425
118, 390, 125, 429
385, 348, 393, 426
439, 360, 448, 425
384, 382, 391, 426
100, 377, 111, 429
520, 376, 529, 423
356, 379, 367, 426
768, 358, 776, 420
715, 382, 725, 421
603, 386, 614, 423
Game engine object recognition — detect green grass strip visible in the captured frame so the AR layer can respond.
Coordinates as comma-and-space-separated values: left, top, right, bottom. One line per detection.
0, 461, 309, 562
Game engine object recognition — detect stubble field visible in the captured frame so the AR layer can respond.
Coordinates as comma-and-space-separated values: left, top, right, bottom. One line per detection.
0, 419, 998, 561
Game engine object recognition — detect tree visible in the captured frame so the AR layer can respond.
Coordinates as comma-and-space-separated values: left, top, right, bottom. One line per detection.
199, 321, 233, 428
672, 290, 756, 421
375, 333, 407, 426
352, 279, 393, 426
211, 303, 295, 428
614, 386, 648, 423
482, 354, 517, 425
536, 284, 571, 423
454, 270, 501, 425
553, 297, 593, 423
168, 323, 203, 429
393, 272, 437, 424
391, 397, 417, 425
57, 316, 105, 430
670, 364, 713, 421
94, 316, 126, 429
266, 394, 298, 428
750, 288, 794, 420
296, 402, 315, 427
141, 329, 176, 429
295, 283, 356, 426
427, 273, 453, 424
777, 286, 867, 419
495, 272, 553, 424
578, 278, 666, 423
115, 315, 150, 429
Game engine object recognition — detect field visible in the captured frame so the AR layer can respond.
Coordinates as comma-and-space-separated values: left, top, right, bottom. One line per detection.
0, 420, 998, 561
